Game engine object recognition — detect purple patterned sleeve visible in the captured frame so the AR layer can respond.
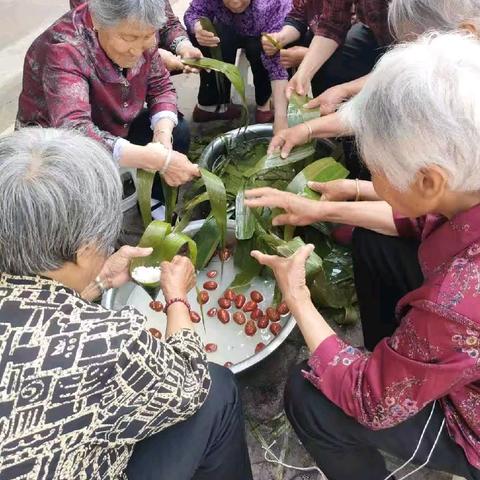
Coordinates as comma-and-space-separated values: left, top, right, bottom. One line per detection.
184, 0, 217, 33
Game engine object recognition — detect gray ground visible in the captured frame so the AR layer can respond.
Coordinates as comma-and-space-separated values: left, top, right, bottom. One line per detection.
0, 1, 454, 478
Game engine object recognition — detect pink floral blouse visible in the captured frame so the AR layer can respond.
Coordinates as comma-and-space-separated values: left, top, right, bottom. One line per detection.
305, 205, 480, 469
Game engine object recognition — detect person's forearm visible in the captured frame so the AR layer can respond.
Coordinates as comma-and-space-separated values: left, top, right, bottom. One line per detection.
287, 291, 335, 352
165, 302, 194, 338
319, 201, 398, 236
358, 181, 381, 201
120, 143, 163, 171
278, 25, 301, 46
272, 79, 288, 122
341, 74, 370, 98
309, 111, 352, 138
297, 36, 339, 82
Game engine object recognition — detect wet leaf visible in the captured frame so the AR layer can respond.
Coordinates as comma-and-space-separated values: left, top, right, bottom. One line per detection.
235, 190, 255, 240
287, 92, 320, 128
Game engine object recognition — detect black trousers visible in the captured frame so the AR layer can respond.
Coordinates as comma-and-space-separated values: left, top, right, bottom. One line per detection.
189, 23, 272, 107
126, 364, 253, 480
285, 363, 480, 480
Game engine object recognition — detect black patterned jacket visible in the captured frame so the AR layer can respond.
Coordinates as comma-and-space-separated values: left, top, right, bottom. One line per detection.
0, 274, 210, 479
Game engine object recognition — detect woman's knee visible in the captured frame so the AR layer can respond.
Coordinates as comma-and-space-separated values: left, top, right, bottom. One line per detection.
207, 363, 240, 410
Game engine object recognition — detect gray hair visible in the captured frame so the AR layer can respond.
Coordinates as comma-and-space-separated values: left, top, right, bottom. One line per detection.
89, 0, 166, 29
388, 0, 480, 41
340, 32, 480, 192
0, 128, 122, 275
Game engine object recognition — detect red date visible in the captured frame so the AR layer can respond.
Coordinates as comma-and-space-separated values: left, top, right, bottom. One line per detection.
207, 270, 218, 278
218, 298, 232, 309
203, 281, 218, 291
223, 289, 236, 301
217, 309, 230, 324
277, 302, 290, 316
149, 301, 163, 312
255, 342, 266, 354
233, 311, 246, 325
149, 328, 162, 339
270, 323, 282, 336
234, 294, 246, 309
190, 311, 201, 323
243, 301, 257, 312
266, 307, 280, 322
251, 308, 263, 320
218, 248, 232, 262
197, 291, 209, 305
250, 290, 264, 303
257, 316, 269, 329
207, 307, 218, 317
245, 320, 257, 336
205, 343, 218, 353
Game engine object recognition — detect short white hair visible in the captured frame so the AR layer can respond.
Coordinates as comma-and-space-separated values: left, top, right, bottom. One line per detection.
89, 0, 166, 29
0, 128, 122, 275
388, 0, 480, 41
340, 32, 480, 192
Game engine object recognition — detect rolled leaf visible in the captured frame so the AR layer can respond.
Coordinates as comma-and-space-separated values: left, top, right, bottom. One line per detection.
161, 179, 177, 224
199, 17, 223, 61
193, 215, 221, 270
235, 190, 255, 240
287, 92, 320, 128
275, 237, 323, 279
137, 169, 155, 229
161, 232, 197, 267
200, 168, 227, 248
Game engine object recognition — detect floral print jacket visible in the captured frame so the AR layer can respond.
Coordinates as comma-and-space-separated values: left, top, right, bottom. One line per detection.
16, 4, 177, 153
305, 205, 480, 469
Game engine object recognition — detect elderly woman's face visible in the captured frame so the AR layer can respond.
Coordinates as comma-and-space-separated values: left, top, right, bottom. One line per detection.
95, 20, 157, 69
223, 0, 251, 14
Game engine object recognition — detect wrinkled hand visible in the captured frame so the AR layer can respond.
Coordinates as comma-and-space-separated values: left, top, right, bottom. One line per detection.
244, 187, 323, 226
286, 71, 310, 99
146, 143, 200, 187
101, 246, 153, 289
310, 179, 359, 202
268, 124, 310, 157
305, 84, 351, 115
251, 244, 314, 303
262, 32, 282, 56
280, 46, 308, 69
194, 21, 220, 48
160, 255, 196, 301
159, 48, 185, 72
177, 43, 203, 73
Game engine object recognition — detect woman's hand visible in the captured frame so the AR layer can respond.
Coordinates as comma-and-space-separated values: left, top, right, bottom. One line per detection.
177, 42, 203, 73
268, 124, 310, 157
159, 48, 185, 73
194, 21, 220, 48
251, 244, 314, 303
160, 255, 196, 301
286, 71, 310, 99
262, 32, 283, 56
101, 246, 154, 289
280, 46, 308, 69
244, 187, 329, 226
305, 84, 351, 115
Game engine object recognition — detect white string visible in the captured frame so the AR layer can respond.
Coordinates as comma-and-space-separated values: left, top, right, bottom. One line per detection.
383, 401, 438, 480
395, 419, 446, 480
262, 440, 328, 480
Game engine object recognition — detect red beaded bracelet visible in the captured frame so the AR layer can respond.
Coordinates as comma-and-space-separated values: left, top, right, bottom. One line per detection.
164, 297, 191, 312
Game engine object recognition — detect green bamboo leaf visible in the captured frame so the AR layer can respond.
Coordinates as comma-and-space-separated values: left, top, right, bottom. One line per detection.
137, 169, 155, 229
193, 216, 221, 269
262, 32, 282, 51
174, 191, 210, 233
287, 92, 320, 128
161, 179, 177, 224
182, 57, 247, 113
199, 17, 223, 61
275, 236, 323, 279
242, 143, 315, 177
235, 190, 255, 240
230, 238, 262, 290
161, 232, 197, 267
287, 157, 349, 199
199, 168, 227, 248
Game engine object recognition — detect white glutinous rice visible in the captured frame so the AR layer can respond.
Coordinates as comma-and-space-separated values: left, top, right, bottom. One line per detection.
131, 266, 161, 284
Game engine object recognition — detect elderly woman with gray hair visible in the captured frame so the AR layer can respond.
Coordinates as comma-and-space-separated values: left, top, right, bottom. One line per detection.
17, 0, 199, 188
245, 33, 480, 479
0, 128, 252, 479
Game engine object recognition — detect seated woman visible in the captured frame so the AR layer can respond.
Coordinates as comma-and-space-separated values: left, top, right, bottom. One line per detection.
69, 0, 203, 73
269, 0, 480, 158
0, 127, 253, 480
184, 0, 292, 131
17, 0, 199, 188
245, 33, 480, 479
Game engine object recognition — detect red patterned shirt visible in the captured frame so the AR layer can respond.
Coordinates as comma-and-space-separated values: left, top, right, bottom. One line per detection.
17, 4, 177, 153
69, 0, 189, 53
287, 0, 391, 46
305, 205, 480, 470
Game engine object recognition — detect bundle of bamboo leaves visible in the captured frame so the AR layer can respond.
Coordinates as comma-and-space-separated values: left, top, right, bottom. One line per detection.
135, 57, 358, 325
